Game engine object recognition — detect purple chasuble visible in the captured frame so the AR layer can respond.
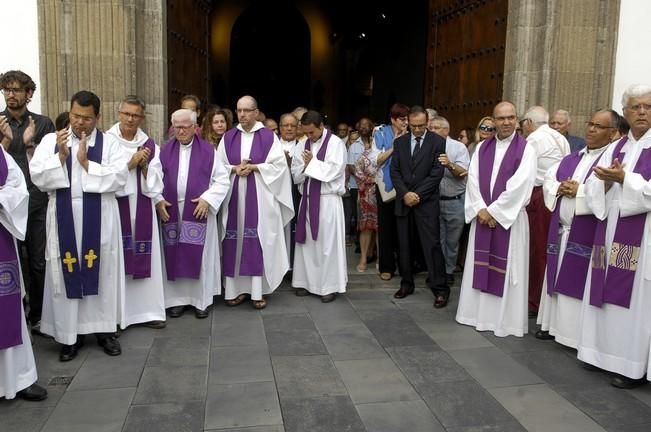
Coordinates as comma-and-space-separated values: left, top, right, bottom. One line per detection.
117, 138, 156, 279
160, 137, 215, 280
472, 134, 527, 297
55, 132, 103, 299
295, 130, 332, 244
590, 136, 651, 308
545, 151, 602, 299
222, 127, 274, 277
0, 150, 22, 349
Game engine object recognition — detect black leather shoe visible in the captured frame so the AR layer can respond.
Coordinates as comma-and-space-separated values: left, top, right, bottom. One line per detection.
611, 375, 647, 389
16, 383, 48, 401
321, 293, 337, 303
194, 307, 210, 319
142, 320, 166, 329
59, 338, 84, 362
295, 288, 309, 297
535, 330, 554, 340
167, 306, 185, 318
433, 294, 449, 309
97, 336, 122, 356
394, 285, 414, 299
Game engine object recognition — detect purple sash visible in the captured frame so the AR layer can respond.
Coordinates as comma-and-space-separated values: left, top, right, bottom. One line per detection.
117, 138, 156, 279
296, 130, 332, 243
545, 151, 601, 299
472, 134, 527, 296
222, 127, 274, 277
590, 136, 651, 308
0, 150, 22, 349
160, 137, 215, 280
55, 132, 103, 299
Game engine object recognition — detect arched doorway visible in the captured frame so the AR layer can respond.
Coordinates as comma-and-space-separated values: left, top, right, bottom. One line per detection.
228, 4, 311, 119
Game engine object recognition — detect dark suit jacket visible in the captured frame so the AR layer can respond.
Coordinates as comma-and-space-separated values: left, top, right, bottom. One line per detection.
390, 131, 446, 217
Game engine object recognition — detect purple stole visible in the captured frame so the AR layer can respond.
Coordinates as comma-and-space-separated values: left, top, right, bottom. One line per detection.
590, 136, 651, 308
0, 150, 22, 349
472, 134, 527, 297
117, 138, 156, 279
222, 127, 274, 277
295, 130, 332, 243
545, 151, 601, 299
160, 137, 215, 280
55, 133, 103, 299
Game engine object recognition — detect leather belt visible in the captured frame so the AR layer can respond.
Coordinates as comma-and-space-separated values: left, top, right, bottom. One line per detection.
440, 193, 464, 201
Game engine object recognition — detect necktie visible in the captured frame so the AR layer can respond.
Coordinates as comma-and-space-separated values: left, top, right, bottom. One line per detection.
413, 136, 422, 159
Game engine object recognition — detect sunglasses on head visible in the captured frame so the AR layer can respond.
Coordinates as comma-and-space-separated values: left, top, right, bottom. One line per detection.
479, 125, 495, 132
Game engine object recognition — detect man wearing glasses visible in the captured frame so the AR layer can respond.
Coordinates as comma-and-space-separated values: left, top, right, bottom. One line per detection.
0, 71, 55, 337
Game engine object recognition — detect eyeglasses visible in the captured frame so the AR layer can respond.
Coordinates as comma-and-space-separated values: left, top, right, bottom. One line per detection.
69, 112, 95, 123
236, 108, 256, 114
585, 122, 615, 131
1, 87, 25, 95
119, 111, 145, 120
626, 103, 651, 113
174, 124, 194, 131
479, 124, 495, 132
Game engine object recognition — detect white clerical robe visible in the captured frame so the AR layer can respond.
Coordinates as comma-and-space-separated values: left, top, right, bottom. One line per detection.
527, 124, 571, 186
578, 130, 651, 379
279, 137, 299, 266
217, 123, 294, 301
159, 139, 230, 310
537, 145, 608, 348
0, 148, 37, 399
30, 129, 129, 345
291, 131, 348, 295
456, 133, 537, 337
108, 124, 166, 328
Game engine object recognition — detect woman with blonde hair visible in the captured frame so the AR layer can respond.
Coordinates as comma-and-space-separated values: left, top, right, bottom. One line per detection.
473, 116, 496, 155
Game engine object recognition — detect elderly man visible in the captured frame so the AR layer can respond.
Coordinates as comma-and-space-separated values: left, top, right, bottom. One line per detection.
157, 109, 230, 319
30, 90, 129, 361
429, 115, 470, 285
107, 95, 166, 329
336, 122, 350, 140
578, 84, 651, 389
536, 109, 618, 346
217, 96, 293, 309
520, 106, 571, 318
278, 113, 300, 267
551, 109, 585, 152
292, 110, 347, 302
456, 102, 537, 337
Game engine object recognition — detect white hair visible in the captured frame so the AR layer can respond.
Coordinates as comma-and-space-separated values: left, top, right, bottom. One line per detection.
426, 108, 438, 119
621, 84, 651, 107
552, 109, 571, 123
431, 115, 450, 129
524, 106, 549, 125
171, 108, 197, 124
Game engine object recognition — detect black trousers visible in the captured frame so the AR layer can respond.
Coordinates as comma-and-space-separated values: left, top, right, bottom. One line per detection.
396, 207, 449, 297
289, 182, 301, 267
376, 186, 398, 274
343, 188, 359, 237
20, 205, 46, 324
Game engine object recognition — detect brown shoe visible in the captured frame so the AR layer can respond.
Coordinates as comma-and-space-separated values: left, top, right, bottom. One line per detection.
380, 272, 393, 281
433, 295, 449, 308
321, 293, 337, 303
226, 294, 248, 307
252, 299, 267, 310
394, 286, 414, 299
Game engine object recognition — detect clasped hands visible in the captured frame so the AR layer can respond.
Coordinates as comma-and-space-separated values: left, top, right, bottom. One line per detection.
232, 159, 256, 177
128, 146, 151, 171
557, 178, 579, 198
477, 208, 497, 229
403, 191, 420, 207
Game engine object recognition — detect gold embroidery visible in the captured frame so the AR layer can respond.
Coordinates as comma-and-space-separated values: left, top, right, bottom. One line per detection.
608, 242, 640, 271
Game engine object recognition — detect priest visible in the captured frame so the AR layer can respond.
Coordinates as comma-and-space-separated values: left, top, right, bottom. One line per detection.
217, 96, 293, 310
456, 101, 537, 337
30, 90, 129, 361
292, 110, 347, 302
108, 95, 166, 329
0, 146, 47, 400
156, 109, 230, 319
536, 109, 617, 347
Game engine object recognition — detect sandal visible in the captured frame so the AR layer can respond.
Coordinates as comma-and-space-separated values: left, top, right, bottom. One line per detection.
380, 272, 392, 281
356, 263, 367, 273
226, 293, 248, 307
252, 299, 267, 310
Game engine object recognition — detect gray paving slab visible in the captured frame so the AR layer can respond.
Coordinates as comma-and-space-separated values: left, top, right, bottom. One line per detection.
0, 405, 53, 432
306, 298, 365, 333
397, 301, 455, 325
67, 347, 148, 391
272, 355, 348, 400
386, 345, 472, 387
204, 381, 282, 430
117, 326, 161, 349
161, 312, 212, 337
260, 291, 308, 315
490, 384, 607, 432
607, 424, 651, 432
262, 313, 315, 332
264, 314, 327, 356
133, 365, 207, 404
122, 401, 204, 432
320, 324, 387, 360
212, 310, 267, 347
40, 387, 135, 432
357, 308, 436, 347
205, 427, 285, 432
481, 331, 567, 354
417, 321, 495, 351
335, 358, 420, 404
146, 336, 210, 367
627, 384, 651, 408
355, 400, 445, 432
210, 345, 274, 385
449, 346, 544, 389
444, 424, 526, 432
349, 299, 400, 311
280, 395, 366, 432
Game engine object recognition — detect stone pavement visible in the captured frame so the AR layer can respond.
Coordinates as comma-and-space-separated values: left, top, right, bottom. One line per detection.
3, 250, 651, 432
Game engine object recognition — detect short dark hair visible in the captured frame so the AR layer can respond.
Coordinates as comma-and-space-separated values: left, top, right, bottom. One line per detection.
70, 90, 101, 116
409, 105, 427, 119
389, 103, 410, 119
55, 111, 70, 131
181, 94, 201, 110
0, 70, 36, 93
301, 110, 323, 128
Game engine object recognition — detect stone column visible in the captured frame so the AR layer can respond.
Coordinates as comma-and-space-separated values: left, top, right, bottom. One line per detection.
503, 0, 620, 134
38, 0, 167, 143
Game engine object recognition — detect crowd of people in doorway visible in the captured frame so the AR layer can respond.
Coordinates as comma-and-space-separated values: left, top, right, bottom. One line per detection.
1, 67, 651, 403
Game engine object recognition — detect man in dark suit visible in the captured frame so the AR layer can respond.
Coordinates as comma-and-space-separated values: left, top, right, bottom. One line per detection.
390, 106, 449, 308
